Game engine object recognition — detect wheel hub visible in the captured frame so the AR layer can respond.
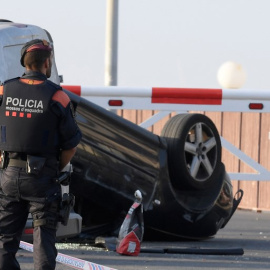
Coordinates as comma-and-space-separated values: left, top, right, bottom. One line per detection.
196, 143, 205, 158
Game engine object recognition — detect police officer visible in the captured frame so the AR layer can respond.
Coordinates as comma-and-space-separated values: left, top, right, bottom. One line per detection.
0, 39, 82, 270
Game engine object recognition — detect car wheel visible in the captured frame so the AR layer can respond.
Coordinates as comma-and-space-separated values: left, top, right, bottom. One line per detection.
161, 113, 222, 190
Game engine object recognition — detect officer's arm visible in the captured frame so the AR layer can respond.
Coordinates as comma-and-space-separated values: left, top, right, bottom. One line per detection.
51, 89, 81, 171
59, 147, 77, 171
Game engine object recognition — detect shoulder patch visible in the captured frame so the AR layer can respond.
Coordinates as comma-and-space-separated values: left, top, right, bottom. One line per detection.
52, 90, 70, 108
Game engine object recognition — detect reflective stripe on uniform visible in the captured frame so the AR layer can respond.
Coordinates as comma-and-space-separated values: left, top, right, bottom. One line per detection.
19, 78, 44, 85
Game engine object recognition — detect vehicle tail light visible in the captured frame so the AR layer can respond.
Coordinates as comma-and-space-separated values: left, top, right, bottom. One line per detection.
108, 100, 123, 106
249, 103, 263, 110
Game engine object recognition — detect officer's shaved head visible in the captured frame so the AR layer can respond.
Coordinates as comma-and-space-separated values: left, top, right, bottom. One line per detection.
24, 50, 51, 71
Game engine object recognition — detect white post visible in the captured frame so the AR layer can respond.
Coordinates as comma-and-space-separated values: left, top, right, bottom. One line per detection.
105, 0, 118, 86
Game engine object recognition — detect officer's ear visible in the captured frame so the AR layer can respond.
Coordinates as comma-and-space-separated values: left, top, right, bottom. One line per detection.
44, 58, 50, 69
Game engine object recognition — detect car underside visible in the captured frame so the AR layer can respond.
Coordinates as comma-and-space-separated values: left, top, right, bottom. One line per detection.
66, 90, 243, 240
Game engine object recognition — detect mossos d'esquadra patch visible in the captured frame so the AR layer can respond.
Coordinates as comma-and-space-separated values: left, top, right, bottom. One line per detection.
5, 97, 43, 118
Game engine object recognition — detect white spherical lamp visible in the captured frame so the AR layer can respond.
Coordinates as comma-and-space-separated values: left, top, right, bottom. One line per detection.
217, 61, 246, 89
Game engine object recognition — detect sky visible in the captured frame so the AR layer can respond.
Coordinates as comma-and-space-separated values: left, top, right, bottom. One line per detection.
2, 0, 270, 89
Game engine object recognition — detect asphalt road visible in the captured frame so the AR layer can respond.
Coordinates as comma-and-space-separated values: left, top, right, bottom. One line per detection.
17, 209, 270, 270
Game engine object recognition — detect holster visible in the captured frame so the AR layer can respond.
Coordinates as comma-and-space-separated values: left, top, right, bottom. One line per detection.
59, 193, 75, 226
54, 171, 71, 186
26, 155, 46, 175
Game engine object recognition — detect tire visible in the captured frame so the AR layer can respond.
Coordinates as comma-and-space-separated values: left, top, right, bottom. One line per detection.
161, 113, 222, 190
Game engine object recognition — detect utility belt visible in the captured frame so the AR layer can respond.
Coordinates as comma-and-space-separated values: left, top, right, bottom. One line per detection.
0, 151, 57, 176
1, 151, 75, 226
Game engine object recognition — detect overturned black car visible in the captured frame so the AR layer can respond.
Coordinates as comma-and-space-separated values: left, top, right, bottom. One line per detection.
65, 88, 243, 240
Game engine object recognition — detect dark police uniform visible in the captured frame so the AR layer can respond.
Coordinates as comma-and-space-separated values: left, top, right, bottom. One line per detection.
0, 70, 82, 270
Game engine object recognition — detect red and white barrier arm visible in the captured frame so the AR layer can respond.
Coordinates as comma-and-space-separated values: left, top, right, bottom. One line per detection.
62, 85, 270, 112
19, 241, 118, 270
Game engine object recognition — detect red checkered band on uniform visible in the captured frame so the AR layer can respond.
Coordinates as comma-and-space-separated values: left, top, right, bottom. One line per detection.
26, 40, 52, 53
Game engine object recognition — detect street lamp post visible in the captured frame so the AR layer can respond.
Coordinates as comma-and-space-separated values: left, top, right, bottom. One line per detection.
105, 0, 118, 86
